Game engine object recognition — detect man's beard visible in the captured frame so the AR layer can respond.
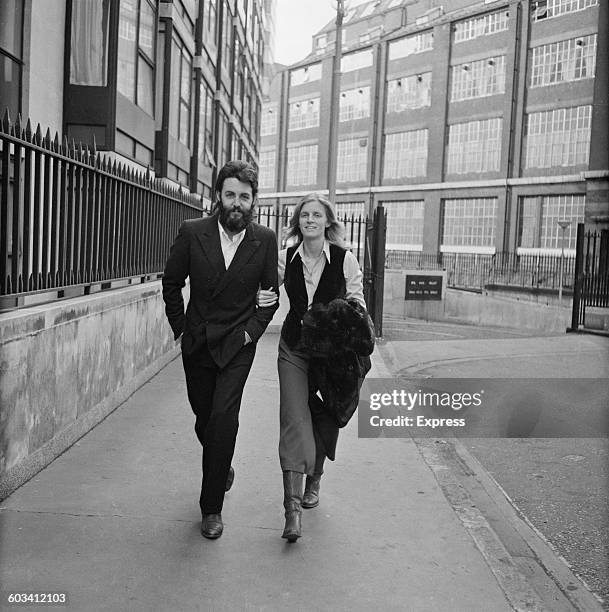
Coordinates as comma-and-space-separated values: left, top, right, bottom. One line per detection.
218, 204, 254, 232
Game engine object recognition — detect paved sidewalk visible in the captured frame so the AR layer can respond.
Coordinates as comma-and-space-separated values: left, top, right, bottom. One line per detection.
0, 330, 602, 611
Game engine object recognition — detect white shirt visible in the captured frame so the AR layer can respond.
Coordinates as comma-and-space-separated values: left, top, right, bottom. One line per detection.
278, 241, 366, 308
218, 220, 246, 269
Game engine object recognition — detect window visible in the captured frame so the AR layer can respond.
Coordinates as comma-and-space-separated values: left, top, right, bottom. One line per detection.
221, 1, 232, 73
0, 0, 24, 117
203, 0, 217, 46
261, 105, 277, 136
388, 31, 433, 61
198, 80, 214, 166
337, 137, 368, 182
442, 199, 497, 248
525, 105, 591, 168
339, 86, 370, 122
518, 195, 584, 249
453, 10, 508, 43
532, 0, 598, 21
70, 0, 110, 86
382, 201, 425, 249
386, 72, 431, 112
288, 97, 320, 130
451, 56, 506, 101
117, 0, 156, 115
446, 118, 502, 174
530, 35, 597, 87
384, 130, 428, 179
341, 50, 373, 72
169, 34, 192, 145
287, 144, 318, 186
315, 34, 327, 50
335, 202, 366, 219
290, 63, 321, 86
259, 149, 276, 190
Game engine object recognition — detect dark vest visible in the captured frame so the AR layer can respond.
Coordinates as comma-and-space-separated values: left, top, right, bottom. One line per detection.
281, 243, 347, 349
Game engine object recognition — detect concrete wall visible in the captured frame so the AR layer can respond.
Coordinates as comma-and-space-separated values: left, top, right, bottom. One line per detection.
384, 269, 572, 333
0, 282, 180, 500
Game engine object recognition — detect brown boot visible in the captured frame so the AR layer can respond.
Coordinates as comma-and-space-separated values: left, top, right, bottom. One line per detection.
281, 471, 303, 542
302, 475, 321, 508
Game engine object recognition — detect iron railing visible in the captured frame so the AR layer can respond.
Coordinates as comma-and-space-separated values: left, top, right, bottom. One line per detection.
386, 250, 577, 292
0, 112, 203, 309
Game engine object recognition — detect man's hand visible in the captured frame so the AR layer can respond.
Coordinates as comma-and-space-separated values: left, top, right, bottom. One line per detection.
257, 287, 278, 307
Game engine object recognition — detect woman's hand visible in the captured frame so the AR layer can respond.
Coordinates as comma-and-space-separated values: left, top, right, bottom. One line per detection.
257, 287, 278, 307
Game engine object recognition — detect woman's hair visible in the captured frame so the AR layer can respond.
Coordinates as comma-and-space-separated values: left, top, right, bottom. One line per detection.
284, 193, 345, 246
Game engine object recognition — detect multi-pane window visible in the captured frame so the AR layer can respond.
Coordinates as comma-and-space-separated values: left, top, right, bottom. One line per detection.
118, 0, 156, 115
530, 35, 597, 87
341, 50, 373, 72
258, 149, 276, 190
383, 130, 428, 179
453, 10, 509, 43
169, 34, 192, 145
386, 72, 432, 112
288, 97, 320, 130
519, 195, 584, 249
532, 0, 598, 21
525, 105, 591, 168
335, 202, 366, 219
450, 55, 506, 101
442, 199, 498, 248
1, 0, 22, 118
291, 63, 321, 86
383, 201, 425, 249
261, 105, 277, 136
388, 31, 433, 60
287, 144, 318, 186
339, 86, 370, 121
446, 118, 502, 174
197, 81, 214, 165
337, 137, 368, 182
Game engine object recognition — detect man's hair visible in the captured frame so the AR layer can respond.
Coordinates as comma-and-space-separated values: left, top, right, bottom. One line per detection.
215, 160, 258, 200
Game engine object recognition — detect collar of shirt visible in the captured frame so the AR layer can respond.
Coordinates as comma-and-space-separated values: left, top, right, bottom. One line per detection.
290, 239, 331, 264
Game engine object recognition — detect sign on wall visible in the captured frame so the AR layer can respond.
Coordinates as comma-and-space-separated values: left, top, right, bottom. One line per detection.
405, 275, 443, 300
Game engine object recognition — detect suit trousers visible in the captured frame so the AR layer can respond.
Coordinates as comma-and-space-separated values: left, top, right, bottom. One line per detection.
277, 338, 329, 476
182, 340, 256, 514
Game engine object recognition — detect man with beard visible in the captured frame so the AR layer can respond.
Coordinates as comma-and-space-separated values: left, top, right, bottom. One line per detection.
162, 160, 279, 539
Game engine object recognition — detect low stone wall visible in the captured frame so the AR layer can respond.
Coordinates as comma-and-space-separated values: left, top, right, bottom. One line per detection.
0, 281, 180, 500
384, 269, 571, 333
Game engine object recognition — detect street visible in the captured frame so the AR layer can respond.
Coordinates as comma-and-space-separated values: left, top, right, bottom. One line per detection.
378, 316, 609, 607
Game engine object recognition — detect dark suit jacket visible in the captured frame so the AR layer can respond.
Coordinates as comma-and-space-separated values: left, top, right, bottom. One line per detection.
162, 215, 279, 368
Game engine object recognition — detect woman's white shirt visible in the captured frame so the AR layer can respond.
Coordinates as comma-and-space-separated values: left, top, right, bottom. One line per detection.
278, 241, 365, 308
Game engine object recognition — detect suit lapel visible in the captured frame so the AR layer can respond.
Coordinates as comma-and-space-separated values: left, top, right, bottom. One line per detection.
194, 216, 226, 277
212, 223, 261, 299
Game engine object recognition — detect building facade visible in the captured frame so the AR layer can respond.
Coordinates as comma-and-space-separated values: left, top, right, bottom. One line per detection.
259, 0, 608, 255
0, 0, 275, 206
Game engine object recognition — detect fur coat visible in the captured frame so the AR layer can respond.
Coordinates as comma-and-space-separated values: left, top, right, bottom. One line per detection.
300, 298, 375, 433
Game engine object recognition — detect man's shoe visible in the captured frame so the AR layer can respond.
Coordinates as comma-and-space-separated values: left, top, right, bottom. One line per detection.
302, 476, 321, 509
225, 466, 235, 492
281, 471, 303, 542
201, 513, 223, 539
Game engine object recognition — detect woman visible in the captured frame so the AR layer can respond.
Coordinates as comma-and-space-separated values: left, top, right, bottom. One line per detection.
258, 193, 369, 543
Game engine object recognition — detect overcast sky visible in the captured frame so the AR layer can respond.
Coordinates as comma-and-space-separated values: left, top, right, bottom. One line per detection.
274, 0, 369, 65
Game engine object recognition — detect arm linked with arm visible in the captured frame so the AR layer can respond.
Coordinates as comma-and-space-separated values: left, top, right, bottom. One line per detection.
245, 232, 280, 342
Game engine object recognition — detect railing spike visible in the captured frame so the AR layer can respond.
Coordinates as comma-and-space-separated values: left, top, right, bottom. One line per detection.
35, 123, 43, 145
24, 118, 33, 142
91, 133, 97, 156
44, 127, 52, 149
1, 108, 10, 133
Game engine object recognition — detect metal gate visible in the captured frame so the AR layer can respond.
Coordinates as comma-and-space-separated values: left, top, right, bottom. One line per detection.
571, 224, 609, 330
363, 205, 387, 337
